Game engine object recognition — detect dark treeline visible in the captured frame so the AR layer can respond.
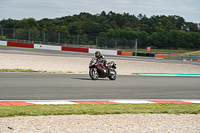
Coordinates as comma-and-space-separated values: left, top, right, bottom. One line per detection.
0, 11, 200, 49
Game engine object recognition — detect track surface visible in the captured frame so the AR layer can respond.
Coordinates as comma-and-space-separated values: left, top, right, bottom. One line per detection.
0, 73, 199, 100
0, 47, 199, 100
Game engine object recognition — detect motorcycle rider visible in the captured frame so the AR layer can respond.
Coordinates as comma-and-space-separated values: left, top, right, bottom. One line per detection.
95, 51, 110, 75
95, 51, 106, 63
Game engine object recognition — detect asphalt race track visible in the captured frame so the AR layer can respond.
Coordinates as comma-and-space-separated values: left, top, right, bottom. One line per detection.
0, 73, 199, 100
0, 47, 199, 100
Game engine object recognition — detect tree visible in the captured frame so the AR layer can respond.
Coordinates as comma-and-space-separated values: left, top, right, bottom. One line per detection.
30, 27, 41, 42
14, 19, 29, 29
100, 11, 107, 17
1, 18, 17, 28
26, 18, 37, 27
150, 32, 159, 48
59, 26, 70, 43
186, 22, 199, 32
138, 31, 149, 48
190, 32, 200, 48
184, 32, 194, 48
139, 24, 150, 33
164, 20, 177, 31
150, 32, 167, 48
84, 21, 100, 35
110, 20, 118, 29
68, 21, 82, 34
167, 30, 186, 48
107, 29, 116, 38
176, 16, 185, 30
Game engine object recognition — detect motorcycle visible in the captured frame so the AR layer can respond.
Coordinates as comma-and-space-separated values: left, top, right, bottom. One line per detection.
89, 57, 117, 80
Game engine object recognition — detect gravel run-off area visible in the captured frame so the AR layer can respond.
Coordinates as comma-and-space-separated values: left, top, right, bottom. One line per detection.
0, 52, 200, 133
0, 53, 200, 74
0, 114, 199, 133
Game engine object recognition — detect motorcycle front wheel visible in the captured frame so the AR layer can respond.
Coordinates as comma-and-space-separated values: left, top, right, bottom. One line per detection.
89, 69, 99, 80
108, 69, 117, 80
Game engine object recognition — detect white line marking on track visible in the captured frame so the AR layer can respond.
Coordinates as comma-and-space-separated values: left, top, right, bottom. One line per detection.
1, 99, 200, 105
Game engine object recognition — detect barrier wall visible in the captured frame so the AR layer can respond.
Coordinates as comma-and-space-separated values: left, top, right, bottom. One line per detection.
132, 52, 155, 57
34, 44, 61, 51
0, 41, 7, 46
121, 51, 132, 56
89, 48, 117, 55
117, 51, 134, 56
62, 46, 88, 53
1, 41, 199, 60
156, 54, 168, 58
117, 51, 122, 55
7, 41, 34, 48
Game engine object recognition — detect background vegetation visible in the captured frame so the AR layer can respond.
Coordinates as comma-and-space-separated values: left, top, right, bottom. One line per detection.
0, 11, 200, 49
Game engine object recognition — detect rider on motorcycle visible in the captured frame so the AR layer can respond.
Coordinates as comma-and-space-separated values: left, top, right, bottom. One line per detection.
95, 51, 106, 64
95, 51, 110, 75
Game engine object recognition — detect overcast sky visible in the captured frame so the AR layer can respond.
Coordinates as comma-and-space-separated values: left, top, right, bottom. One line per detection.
0, 0, 199, 23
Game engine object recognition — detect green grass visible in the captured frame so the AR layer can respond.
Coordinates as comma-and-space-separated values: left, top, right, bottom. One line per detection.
121, 48, 194, 54
0, 69, 40, 73
138, 49, 193, 54
182, 51, 200, 56
0, 103, 199, 117
0, 69, 74, 73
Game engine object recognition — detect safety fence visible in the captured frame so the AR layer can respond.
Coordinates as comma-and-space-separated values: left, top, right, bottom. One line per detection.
0, 27, 136, 49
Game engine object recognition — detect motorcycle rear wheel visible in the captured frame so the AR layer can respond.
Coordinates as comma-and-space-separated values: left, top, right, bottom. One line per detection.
108, 69, 117, 80
89, 69, 99, 80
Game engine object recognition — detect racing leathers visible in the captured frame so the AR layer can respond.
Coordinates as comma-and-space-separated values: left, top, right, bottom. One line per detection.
97, 55, 111, 76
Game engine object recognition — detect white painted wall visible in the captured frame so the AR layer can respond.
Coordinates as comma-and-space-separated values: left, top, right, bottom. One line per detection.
89, 48, 117, 55
0, 41, 7, 46
34, 44, 61, 51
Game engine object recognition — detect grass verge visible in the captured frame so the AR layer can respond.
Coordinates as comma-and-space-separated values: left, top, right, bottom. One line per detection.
0, 103, 199, 117
121, 49, 193, 54
0, 69, 40, 73
0, 69, 75, 73
138, 49, 193, 54
182, 50, 200, 56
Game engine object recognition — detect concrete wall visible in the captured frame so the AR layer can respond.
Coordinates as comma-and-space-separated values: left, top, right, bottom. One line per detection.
89, 48, 117, 55
34, 44, 61, 51
0, 41, 7, 46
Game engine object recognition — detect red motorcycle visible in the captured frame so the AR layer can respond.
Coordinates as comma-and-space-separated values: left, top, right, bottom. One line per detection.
89, 57, 117, 80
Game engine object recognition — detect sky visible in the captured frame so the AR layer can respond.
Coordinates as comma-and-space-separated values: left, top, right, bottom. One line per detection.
0, 0, 199, 23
